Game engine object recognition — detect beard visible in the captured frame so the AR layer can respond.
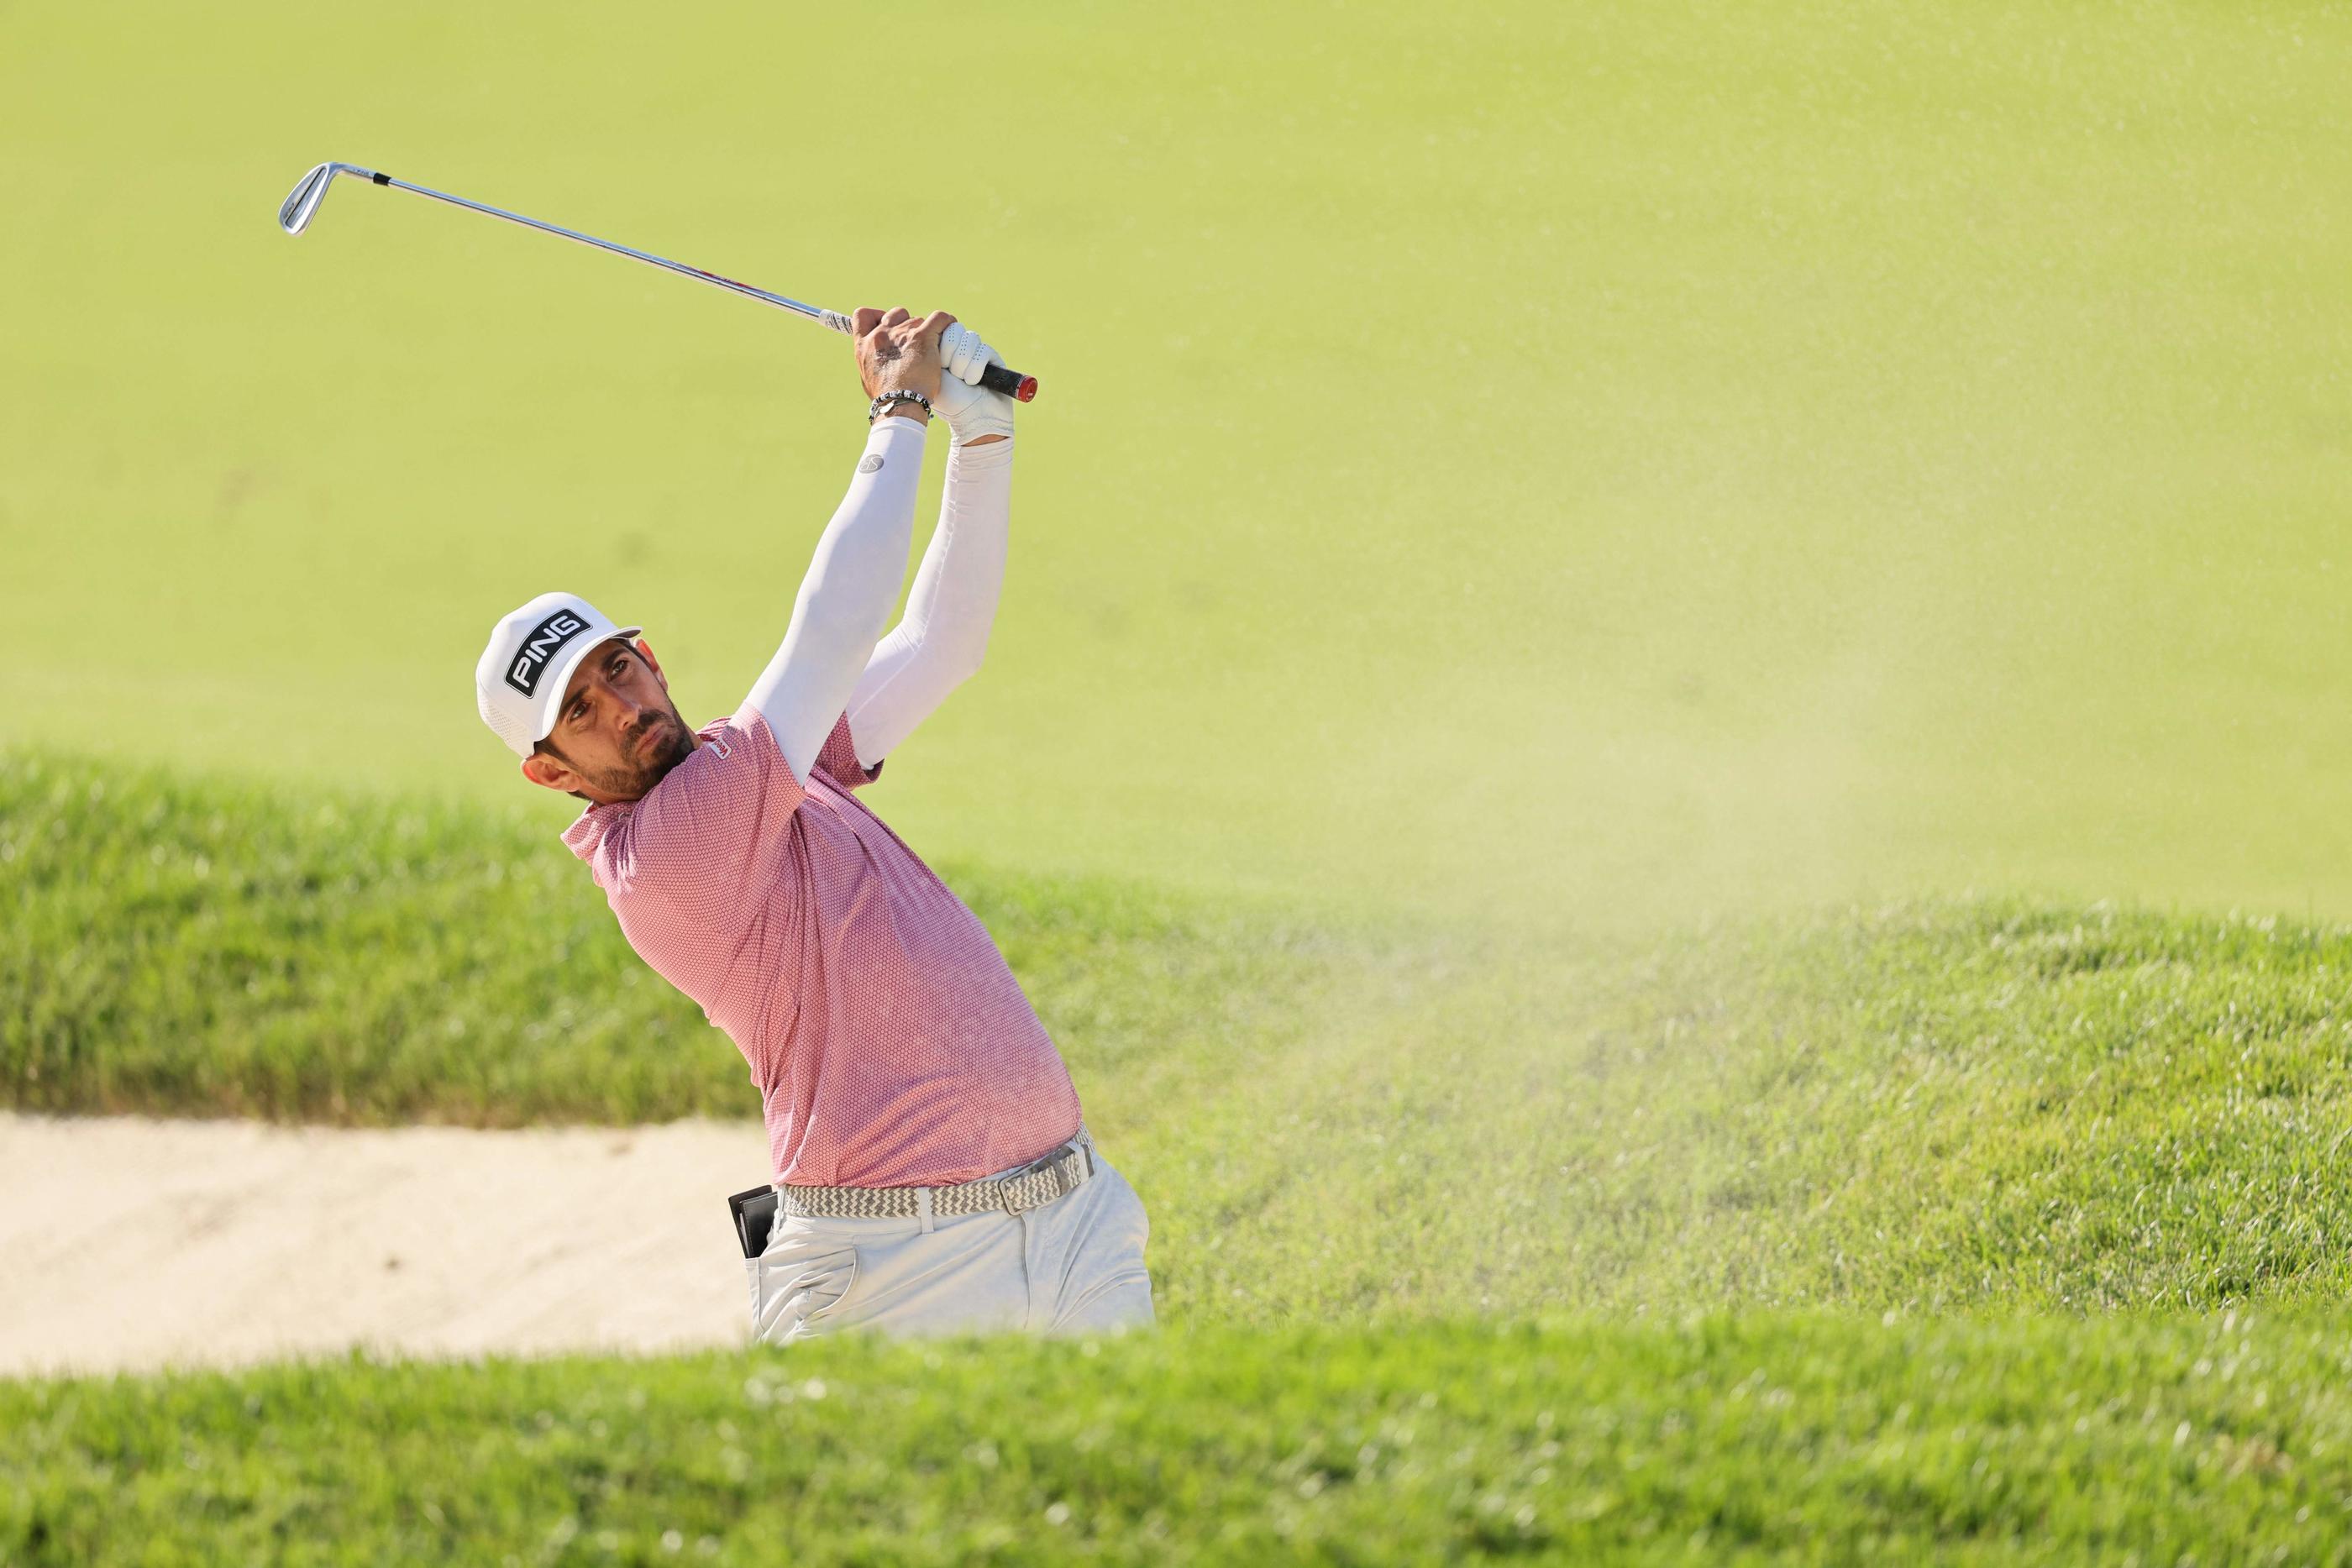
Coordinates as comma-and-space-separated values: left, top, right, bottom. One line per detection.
578, 710, 696, 800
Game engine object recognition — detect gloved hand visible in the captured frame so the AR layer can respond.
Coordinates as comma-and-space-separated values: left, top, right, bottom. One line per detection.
934, 323, 1017, 444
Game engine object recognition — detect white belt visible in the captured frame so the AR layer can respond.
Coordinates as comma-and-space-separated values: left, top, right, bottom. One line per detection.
774, 1128, 1095, 1220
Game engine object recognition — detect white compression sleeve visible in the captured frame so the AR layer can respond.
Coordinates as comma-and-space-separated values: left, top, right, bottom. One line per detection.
847, 436, 1014, 768
744, 416, 928, 783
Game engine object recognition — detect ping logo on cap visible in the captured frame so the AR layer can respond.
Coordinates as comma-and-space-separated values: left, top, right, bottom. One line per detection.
505, 608, 592, 696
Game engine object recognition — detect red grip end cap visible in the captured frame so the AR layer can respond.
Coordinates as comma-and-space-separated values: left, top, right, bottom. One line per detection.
1014, 375, 1039, 403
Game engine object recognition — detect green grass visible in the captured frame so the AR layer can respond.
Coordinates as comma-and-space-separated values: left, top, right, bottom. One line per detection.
13, 749, 2352, 1324
1149, 895, 2352, 1323
11, 1314, 2352, 1565
5, 1, 2352, 932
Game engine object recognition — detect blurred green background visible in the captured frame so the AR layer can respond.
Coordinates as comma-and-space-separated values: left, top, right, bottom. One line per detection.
3, 1, 2347, 936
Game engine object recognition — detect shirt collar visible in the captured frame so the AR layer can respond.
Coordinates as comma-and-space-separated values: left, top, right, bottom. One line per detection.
559, 800, 631, 862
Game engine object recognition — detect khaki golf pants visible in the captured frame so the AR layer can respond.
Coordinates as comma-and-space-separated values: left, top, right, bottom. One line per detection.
747, 1151, 1155, 1344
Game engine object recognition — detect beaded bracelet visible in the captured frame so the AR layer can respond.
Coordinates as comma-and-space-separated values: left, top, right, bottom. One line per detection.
868, 389, 934, 423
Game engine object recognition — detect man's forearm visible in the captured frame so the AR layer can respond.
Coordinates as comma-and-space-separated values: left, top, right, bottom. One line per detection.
795, 415, 929, 644
841, 435, 1011, 765
900, 434, 1012, 674
745, 414, 929, 780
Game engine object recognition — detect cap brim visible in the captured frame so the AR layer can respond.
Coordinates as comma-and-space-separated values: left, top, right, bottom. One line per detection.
527, 625, 644, 748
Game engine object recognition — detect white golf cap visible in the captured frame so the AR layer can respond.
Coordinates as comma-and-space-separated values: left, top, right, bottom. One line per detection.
475, 591, 643, 758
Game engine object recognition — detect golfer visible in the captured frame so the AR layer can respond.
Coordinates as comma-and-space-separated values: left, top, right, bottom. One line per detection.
471, 307, 1153, 1342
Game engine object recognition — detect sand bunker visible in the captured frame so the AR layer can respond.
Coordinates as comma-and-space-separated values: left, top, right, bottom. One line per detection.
0, 1113, 771, 1378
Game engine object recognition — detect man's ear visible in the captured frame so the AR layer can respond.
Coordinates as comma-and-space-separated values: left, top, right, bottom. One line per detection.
634, 637, 669, 692
520, 751, 576, 794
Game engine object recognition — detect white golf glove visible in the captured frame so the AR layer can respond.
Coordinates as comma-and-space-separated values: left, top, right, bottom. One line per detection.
933, 323, 1017, 444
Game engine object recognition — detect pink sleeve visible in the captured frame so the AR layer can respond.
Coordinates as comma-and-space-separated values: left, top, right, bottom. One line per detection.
718, 700, 881, 794
812, 708, 886, 791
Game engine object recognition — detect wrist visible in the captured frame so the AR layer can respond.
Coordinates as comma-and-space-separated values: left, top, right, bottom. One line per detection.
940, 398, 1015, 447
868, 387, 933, 427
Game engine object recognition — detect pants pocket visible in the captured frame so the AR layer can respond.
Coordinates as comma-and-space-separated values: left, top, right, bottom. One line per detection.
749, 1241, 861, 1346
1047, 1161, 1157, 1333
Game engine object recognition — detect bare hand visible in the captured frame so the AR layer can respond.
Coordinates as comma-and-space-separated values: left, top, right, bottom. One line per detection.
852, 306, 953, 406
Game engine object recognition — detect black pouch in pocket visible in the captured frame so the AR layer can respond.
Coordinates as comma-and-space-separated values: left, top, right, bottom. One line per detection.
727, 1184, 779, 1260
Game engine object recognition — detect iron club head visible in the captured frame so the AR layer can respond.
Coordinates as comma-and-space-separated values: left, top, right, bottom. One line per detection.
277, 162, 381, 235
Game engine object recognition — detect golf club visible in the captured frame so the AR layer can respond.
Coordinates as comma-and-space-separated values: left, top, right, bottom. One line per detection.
276, 161, 1038, 402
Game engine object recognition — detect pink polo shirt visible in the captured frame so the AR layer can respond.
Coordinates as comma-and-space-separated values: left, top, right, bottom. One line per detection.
561, 701, 1084, 1188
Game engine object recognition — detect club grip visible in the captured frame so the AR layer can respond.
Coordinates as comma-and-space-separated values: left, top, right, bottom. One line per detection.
822, 312, 1040, 402
980, 361, 1040, 403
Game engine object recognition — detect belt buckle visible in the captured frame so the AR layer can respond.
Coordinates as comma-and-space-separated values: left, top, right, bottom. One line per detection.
1003, 1146, 1077, 1215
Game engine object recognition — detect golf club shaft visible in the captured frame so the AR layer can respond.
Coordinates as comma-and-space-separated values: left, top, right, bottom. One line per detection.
369, 171, 1037, 401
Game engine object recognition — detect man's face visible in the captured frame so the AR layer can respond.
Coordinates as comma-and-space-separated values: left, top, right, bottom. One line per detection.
519, 637, 696, 804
